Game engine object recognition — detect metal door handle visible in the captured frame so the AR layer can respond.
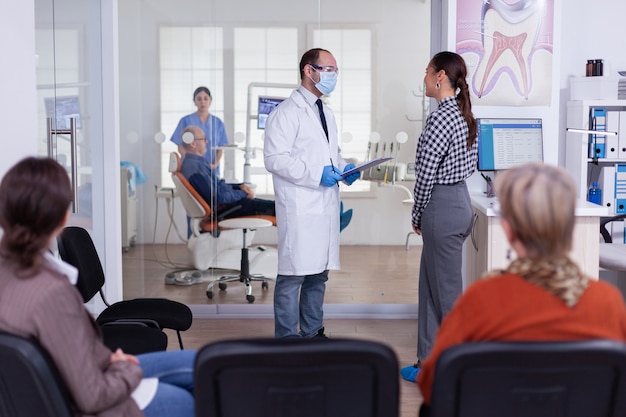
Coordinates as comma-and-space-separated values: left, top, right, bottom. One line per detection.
46, 117, 79, 213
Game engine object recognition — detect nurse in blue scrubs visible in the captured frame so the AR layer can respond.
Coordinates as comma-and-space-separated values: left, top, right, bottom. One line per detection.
170, 86, 228, 176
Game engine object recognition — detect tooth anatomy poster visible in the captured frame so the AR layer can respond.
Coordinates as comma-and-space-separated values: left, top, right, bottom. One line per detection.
456, 0, 554, 106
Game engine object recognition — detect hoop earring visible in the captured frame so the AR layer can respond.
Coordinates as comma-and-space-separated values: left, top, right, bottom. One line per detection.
435, 81, 440, 90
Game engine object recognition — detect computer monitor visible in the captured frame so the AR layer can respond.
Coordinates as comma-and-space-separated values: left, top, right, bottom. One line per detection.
257, 96, 285, 129
44, 95, 82, 130
476, 118, 543, 171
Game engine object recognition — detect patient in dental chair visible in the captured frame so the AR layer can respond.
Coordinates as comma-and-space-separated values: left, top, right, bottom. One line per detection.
179, 126, 353, 231
180, 126, 275, 219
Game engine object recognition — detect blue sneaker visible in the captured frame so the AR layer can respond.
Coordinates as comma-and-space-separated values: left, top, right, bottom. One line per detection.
400, 363, 421, 382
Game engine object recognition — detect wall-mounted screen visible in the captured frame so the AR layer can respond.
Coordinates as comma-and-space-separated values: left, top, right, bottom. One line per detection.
257, 96, 285, 129
44, 95, 82, 129
477, 118, 543, 171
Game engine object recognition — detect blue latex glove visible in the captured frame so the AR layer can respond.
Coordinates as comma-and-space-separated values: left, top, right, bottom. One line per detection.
342, 163, 360, 185
321, 165, 343, 187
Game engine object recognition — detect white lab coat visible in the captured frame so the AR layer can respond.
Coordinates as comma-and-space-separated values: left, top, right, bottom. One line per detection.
264, 87, 348, 276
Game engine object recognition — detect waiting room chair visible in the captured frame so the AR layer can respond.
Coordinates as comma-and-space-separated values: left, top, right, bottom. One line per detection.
57, 226, 193, 354
168, 152, 278, 303
422, 340, 626, 417
194, 338, 400, 417
600, 213, 626, 270
0, 331, 74, 417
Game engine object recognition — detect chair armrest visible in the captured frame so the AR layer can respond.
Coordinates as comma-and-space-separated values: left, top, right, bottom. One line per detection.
209, 204, 242, 237
600, 214, 626, 243
216, 205, 242, 221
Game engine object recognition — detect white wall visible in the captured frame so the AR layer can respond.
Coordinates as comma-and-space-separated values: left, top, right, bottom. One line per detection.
0, 1, 37, 176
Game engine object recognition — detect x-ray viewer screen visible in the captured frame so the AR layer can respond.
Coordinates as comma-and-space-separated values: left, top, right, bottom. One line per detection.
477, 118, 543, 171
257, 96, 285, 129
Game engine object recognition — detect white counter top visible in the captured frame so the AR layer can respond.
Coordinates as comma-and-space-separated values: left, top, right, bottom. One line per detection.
470, 193, 609, 217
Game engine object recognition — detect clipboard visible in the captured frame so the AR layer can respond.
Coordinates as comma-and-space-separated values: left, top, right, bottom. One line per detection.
341, 157, 392, 178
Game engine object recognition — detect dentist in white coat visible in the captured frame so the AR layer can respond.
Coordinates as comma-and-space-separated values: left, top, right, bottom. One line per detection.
264, 48, 360, 338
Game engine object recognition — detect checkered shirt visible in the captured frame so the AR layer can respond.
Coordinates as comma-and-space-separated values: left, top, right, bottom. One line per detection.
411, 96, 477, 228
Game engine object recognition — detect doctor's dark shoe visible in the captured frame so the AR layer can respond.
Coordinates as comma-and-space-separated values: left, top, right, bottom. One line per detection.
314, 327, 329, 339
400, 363, 421, 382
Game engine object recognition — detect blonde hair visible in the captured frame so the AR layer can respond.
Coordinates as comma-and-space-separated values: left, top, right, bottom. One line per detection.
495, 162, 576, 260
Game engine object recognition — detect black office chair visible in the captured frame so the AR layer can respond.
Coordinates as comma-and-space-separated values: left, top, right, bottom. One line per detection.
0, 331, 74, 417
194, 338, 400, 417
57, 226, 193, 354
422, 340, 626, 417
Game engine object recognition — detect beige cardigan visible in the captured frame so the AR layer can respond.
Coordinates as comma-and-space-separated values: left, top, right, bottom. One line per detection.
0, 257, 143, 417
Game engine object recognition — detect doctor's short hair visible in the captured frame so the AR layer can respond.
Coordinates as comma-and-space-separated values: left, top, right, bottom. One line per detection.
494, 162, 576, 259
299, 48, 331, 80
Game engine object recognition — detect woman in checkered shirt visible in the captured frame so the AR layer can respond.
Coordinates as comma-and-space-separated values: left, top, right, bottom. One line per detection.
401, 51, 478, 383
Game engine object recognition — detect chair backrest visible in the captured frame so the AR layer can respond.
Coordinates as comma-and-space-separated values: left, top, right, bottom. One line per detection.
168, 152, 218, 235
427, 340, 626, 417
56, 226, 106, 304
194, 338, 400, 417
600, 213, 626, 243
0, 331, 74, 417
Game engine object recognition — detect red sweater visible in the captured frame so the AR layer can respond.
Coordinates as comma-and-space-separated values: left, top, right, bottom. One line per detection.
417, 274, 626, 404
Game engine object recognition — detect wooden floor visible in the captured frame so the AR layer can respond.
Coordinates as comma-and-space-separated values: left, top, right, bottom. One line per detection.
124, 244, 425, 416
123, 244, 421, 305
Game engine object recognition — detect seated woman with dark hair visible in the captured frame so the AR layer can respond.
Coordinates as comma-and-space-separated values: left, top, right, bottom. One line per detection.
416, 162, 626, 406
0, 157, 196, 417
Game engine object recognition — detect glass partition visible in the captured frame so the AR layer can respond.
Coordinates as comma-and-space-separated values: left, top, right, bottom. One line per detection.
118, 0, 431, 310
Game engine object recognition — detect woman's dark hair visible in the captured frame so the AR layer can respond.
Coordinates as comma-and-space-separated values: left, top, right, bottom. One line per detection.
0, 157, 72, 273
193, 86, 212, 100
430, 51, 477, 147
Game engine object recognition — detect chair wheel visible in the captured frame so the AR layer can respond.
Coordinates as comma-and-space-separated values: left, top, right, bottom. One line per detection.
218, 282, 227, 291
262, 281, 268, 290
207, 290, 214, 299
246, 294, 255, 303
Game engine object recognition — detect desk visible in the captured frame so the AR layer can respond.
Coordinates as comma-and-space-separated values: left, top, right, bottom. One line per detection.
465, 194, 608, 288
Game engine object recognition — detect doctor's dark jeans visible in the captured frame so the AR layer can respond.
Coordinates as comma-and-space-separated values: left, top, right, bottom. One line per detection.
417, 182, 473, 363
274, 270, 329, 338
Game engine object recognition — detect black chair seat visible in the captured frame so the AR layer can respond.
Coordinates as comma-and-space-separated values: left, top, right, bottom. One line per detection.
99, 325, 168, 354
96, 298, 192, 331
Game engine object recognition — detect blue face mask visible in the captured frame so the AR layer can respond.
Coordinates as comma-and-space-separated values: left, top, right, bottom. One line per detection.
315, 71, 338, 95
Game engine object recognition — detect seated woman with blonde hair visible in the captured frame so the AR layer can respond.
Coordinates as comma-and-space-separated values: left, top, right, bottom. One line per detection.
416, 162, 626, 406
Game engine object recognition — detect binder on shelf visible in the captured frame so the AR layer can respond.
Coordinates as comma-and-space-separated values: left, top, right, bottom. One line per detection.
606, 111, 620, 158
599, 165, 616, 215
589, 107, 607, 158
619, 111, 626, 159
615, 164, 626, 214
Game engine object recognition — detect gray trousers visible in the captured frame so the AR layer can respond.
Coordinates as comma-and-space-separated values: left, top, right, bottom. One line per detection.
417, 181, 474, 362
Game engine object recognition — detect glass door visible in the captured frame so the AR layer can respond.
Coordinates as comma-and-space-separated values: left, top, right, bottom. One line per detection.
35, 0, 123, 306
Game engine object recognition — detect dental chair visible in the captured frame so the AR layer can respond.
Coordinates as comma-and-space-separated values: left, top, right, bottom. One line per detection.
168, 153, 278, 302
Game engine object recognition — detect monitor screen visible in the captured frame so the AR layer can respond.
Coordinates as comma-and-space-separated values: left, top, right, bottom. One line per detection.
44, 95, 82, 129
476, 118, 543, 171
257, 96, 285, 129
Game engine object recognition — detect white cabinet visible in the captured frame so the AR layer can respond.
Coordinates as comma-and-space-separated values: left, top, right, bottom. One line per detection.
465, 195, 607, 287
465, 205, 511, 288
565, 100, 626, 207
